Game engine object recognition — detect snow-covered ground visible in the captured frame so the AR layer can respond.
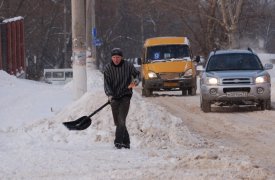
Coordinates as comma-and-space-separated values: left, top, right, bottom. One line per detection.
0, 63, 274, 179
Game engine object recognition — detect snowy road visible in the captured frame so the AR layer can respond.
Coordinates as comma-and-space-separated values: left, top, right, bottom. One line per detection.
135, 86, 275, 174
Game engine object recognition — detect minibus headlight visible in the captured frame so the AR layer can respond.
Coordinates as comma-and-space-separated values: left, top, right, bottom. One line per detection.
148, 71, 157, 78
184, 69, 193, 77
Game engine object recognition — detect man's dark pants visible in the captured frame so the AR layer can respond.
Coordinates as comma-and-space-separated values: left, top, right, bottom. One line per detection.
111, 96, 131, 147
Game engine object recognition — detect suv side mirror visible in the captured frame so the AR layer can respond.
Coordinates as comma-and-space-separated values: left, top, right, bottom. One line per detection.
264, 63, 273, 70
137, 58, 142, 65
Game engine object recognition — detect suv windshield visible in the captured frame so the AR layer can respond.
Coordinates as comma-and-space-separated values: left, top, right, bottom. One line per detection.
206, 53, 263, 71
146, 45, 190, 62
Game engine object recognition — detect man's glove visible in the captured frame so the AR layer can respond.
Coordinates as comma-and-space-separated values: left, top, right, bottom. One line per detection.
108, 96, 113, 103
128, 78, 140, 89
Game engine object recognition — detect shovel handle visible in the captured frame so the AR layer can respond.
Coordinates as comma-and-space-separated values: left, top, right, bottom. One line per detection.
88, 101, 110, 118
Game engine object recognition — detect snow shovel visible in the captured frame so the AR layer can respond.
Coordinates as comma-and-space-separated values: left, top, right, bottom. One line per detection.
63, 101, 110, 130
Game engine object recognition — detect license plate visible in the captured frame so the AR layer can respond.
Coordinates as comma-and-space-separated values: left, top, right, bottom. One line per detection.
164, 82, 178, 87
226, 92, 247, 97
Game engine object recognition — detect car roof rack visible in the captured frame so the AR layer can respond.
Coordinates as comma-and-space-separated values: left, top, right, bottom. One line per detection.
247, 47, 254, 53
213, 47, 219, 55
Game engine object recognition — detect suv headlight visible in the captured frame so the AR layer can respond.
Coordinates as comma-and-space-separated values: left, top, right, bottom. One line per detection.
148, 71, 157, 79
206, 77, 218, 85
255, 76, 268, 83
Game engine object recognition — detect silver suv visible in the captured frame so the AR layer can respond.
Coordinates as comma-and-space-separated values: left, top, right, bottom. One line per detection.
200, 49, 273, 112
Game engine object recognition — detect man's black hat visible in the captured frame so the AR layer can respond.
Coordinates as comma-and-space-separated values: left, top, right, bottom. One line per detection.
111, 48, 123, 57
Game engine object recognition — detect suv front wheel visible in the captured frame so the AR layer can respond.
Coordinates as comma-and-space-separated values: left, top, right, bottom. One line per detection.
259, 99, 271, 110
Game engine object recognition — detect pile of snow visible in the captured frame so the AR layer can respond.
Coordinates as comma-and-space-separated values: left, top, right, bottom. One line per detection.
0, 70, 272, 179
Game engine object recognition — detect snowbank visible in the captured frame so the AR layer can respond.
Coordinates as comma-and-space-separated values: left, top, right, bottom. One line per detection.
0, 70, 272, 179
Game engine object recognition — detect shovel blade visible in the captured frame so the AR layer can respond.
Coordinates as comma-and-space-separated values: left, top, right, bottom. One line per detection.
63, 116, 92, 130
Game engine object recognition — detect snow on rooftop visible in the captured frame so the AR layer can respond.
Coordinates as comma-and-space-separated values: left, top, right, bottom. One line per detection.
2, 16, 24, 23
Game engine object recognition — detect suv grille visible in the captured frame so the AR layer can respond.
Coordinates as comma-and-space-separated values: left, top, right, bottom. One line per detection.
223, 87, 251, 93
222, 78, 252, 85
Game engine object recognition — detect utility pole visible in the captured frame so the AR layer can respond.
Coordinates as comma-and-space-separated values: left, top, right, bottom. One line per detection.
86, 0, 94, 69
86, 0, 96, 70
63, 0, 68, 68
91, 0, 97, 68
71, 0, 87, 99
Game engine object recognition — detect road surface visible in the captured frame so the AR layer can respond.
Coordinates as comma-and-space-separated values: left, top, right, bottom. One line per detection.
135, 86, 275, 174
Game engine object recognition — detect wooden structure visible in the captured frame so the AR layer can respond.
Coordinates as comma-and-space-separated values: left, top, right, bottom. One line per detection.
0, 16, 25, 76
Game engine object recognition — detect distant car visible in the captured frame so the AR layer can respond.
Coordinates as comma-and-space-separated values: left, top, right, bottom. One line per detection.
200, 49, 273, 112
133, 57, 141, 72
125, 58, 141, 72
43, 68, 73, 85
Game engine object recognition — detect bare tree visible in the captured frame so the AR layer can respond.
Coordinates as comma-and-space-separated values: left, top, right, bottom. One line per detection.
95, 0, 275, 64
0, 0, 71, 79
1, 0, 275, 78
238, 0, 275, 52
219, 0, 244, 48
